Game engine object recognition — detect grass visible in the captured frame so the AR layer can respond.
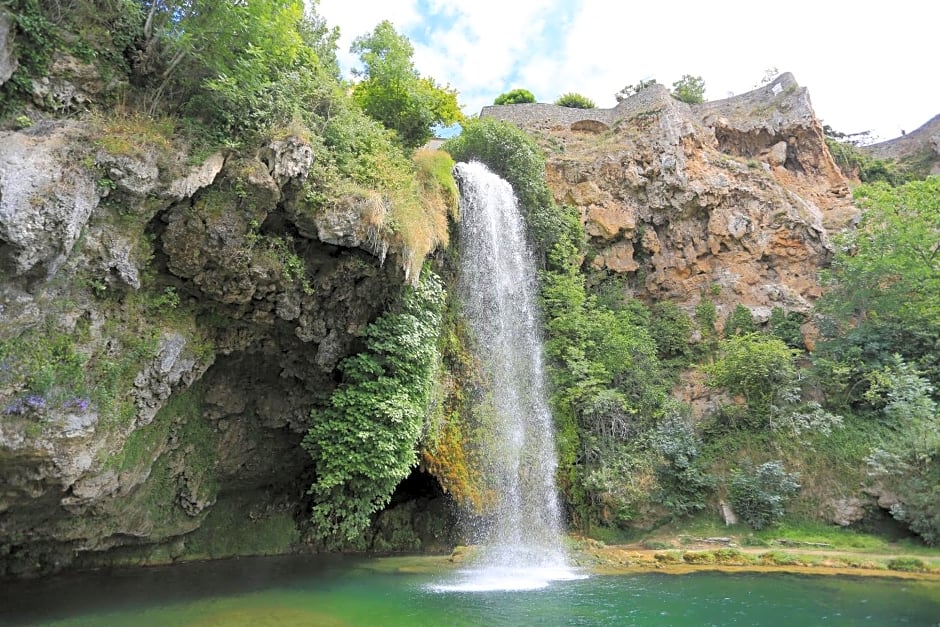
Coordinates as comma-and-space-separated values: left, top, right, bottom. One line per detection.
94, 110, 176, 161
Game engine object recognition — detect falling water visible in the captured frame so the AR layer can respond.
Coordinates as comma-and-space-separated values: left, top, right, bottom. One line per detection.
433, 161, 580, 592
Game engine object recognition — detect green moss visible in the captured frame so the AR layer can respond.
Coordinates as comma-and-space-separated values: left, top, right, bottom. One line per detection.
181, 496, 300, 559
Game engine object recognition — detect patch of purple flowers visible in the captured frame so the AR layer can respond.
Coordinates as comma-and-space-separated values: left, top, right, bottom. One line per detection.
65, 397, 91, 412
3, 394, 44, 415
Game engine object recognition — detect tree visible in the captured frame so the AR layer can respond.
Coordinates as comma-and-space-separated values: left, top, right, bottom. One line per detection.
704, 333, 801, 426
671, 74, 706, 104
351, 20, 463, 149
817, 177, 940, 384
865, 356, 940, 544
140, 0, 328, 131
494, 88, 535, 105
554, 92, 595, 109
615, 79, 658, 102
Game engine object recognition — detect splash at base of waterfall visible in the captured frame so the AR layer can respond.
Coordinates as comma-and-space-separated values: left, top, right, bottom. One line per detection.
429, 563, 587, 593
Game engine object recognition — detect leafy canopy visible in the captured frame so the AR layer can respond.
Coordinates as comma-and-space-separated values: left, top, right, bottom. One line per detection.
818, 177, 940, 384
141, 0, 339, 136
494, 88, 536, 105
704, 333, 801, 423
351, 20, 463, 149
554, 92, 596, 109
671, 74, 706, 104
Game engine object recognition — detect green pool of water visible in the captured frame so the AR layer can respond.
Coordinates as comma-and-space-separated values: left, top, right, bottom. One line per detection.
2, 555, 938, 626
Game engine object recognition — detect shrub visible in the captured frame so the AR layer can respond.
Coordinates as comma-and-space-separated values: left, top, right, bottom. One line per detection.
648, 410, 713, 517
724, 304, 757, 337
444, 118, 580, 256
494, 88, 535, 105
671, 75, 706, 104
886, 557, 927, 572
303, 270, 445, 545
729, 460, 800, 530
649, 301, 693, 363
769, 307, 805, 349
554, 92, 596, 109
704, 333, 801, 424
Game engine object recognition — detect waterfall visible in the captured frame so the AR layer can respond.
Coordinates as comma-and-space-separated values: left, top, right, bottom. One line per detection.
433, 161, 580, 592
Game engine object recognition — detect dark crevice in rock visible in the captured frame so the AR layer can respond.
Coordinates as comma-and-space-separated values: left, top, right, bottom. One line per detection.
367, 468, 457, 553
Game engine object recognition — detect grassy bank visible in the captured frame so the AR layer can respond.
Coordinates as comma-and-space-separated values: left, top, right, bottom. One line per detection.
568, 526, 940, 579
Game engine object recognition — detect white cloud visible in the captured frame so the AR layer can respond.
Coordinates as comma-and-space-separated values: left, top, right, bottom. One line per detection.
312, 0, 939, 140
313, 0, 423, 74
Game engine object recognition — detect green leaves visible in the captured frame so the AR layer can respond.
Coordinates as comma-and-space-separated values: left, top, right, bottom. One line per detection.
303, 271, 445, 545
670, 75, 706, 104
704, 333, 800, 418
494, 89, 536, 105
554, 93, 596, 109
729, 460, 800, 530
818, 176, 940, 384
351, 21, 463, 149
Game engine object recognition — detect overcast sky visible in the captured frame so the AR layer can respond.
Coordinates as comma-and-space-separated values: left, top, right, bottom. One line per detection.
313, 0, 937, 142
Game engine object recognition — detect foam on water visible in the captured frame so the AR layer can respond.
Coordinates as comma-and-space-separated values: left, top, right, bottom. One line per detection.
429, 565, 587, 593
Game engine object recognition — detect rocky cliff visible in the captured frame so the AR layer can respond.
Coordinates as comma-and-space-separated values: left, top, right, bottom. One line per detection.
862, 113, 940, 176
483, 74, 857, 331
0, 114, 442, 576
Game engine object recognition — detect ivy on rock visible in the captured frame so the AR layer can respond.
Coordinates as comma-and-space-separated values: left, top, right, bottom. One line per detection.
303, 270, 445, 545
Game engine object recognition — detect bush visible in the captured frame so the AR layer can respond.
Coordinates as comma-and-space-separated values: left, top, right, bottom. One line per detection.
649, 411, 714, 517
650, 301, 693, 363
554, 92, 596, 109
769, 307, 805, 349
729, 460, 800, 530
494, 88, 535, 105
724, 304, 756, 337
704, 333, 801, 424
671, 75, 706, 104
444, 118, 580, 256
303, 270, 445, 545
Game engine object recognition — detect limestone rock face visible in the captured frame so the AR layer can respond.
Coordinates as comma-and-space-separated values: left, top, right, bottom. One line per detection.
0, 122, 407, 577
0, 11, 16, 86
486, 73, 856, 323
0, 122, 100, 281
30, 53, 114, 111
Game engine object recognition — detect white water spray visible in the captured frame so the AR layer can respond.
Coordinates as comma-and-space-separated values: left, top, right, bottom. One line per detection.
432, 161, 581, 592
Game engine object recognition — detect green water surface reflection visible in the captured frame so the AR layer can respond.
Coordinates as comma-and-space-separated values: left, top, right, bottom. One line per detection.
2, 556, 938, 626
